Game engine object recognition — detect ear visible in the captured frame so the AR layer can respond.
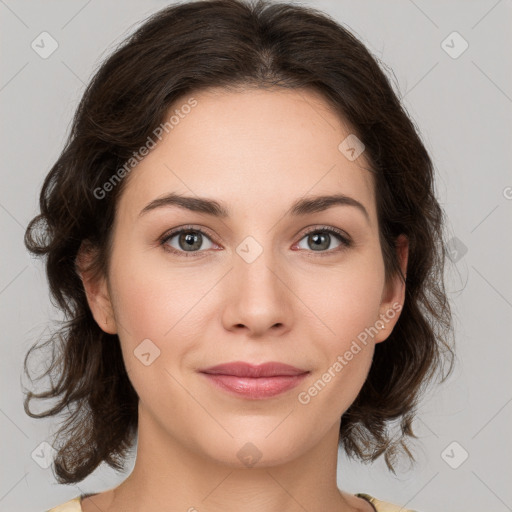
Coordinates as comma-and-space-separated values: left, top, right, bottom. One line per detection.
75, 242, 118, 335
374, 234, 408, 344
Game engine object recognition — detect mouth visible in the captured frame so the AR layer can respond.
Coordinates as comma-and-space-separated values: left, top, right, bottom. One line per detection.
199, 361, 310, 399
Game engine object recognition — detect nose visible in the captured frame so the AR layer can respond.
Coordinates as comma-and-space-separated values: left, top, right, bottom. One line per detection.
221, 241, 293, 338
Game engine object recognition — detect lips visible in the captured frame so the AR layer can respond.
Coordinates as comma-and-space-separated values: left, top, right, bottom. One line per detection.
200, 361, 308, 377
199, 362, 309, 399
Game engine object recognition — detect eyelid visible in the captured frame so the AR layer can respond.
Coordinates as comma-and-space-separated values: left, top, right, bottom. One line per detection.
300, 225, 351, 244
160, 224, 217, 242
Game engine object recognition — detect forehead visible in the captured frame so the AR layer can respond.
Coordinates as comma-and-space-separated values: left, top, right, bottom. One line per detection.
117, 87, 376, 224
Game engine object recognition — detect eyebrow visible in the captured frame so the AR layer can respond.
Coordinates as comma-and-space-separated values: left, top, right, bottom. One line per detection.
139, 192, 370, 223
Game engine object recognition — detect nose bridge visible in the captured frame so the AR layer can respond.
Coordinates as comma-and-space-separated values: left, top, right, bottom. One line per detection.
234, 233, 281, 297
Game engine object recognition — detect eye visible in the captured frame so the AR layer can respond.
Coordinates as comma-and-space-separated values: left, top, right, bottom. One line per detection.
159, 225, 352, 258
294, 226, 352, 255
160, 226, 217, 257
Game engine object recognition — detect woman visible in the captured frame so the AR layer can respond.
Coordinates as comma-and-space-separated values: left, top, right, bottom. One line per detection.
24, 0, 454, 511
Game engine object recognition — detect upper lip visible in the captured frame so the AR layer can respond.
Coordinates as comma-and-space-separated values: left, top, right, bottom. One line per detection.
200, 362, 309, 377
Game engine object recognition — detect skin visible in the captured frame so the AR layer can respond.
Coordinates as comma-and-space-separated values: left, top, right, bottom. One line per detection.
79, 87, 408, 512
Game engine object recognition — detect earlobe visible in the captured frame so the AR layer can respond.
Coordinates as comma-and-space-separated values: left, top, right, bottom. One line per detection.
75, 243, 118, 335
375, 234, 409, 343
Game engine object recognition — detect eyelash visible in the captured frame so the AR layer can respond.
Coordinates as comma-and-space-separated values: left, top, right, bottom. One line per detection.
159, 224, 352, 258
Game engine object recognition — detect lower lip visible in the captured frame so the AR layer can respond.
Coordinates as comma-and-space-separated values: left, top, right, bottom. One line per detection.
200, 373, 309, 399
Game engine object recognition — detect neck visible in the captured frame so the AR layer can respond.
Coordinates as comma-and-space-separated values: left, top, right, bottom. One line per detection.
96, 404, 360, 512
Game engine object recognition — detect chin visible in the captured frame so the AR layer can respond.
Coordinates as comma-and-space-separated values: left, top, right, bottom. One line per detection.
192, 427, 314, 469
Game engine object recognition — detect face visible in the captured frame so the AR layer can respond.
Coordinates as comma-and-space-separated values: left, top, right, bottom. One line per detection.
82, 87, 406, 468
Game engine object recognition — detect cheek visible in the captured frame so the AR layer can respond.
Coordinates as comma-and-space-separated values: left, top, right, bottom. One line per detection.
107, 248, 218, 393
293, 255, 384, 405
295, 253, 385, 348
295, 280, 380, 419
332, 274, 384, 345
107, 253, 204, 407
109, 249, 207, 340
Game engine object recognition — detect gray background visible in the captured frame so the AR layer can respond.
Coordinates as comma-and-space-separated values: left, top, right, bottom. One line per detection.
1, 1, 511, 511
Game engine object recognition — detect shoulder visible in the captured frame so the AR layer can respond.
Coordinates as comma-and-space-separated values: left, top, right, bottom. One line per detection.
45, 496, 82, 512
356, 493, 420, 512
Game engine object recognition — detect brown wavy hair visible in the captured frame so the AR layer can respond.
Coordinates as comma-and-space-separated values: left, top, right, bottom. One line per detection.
23, 0, 455, 484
